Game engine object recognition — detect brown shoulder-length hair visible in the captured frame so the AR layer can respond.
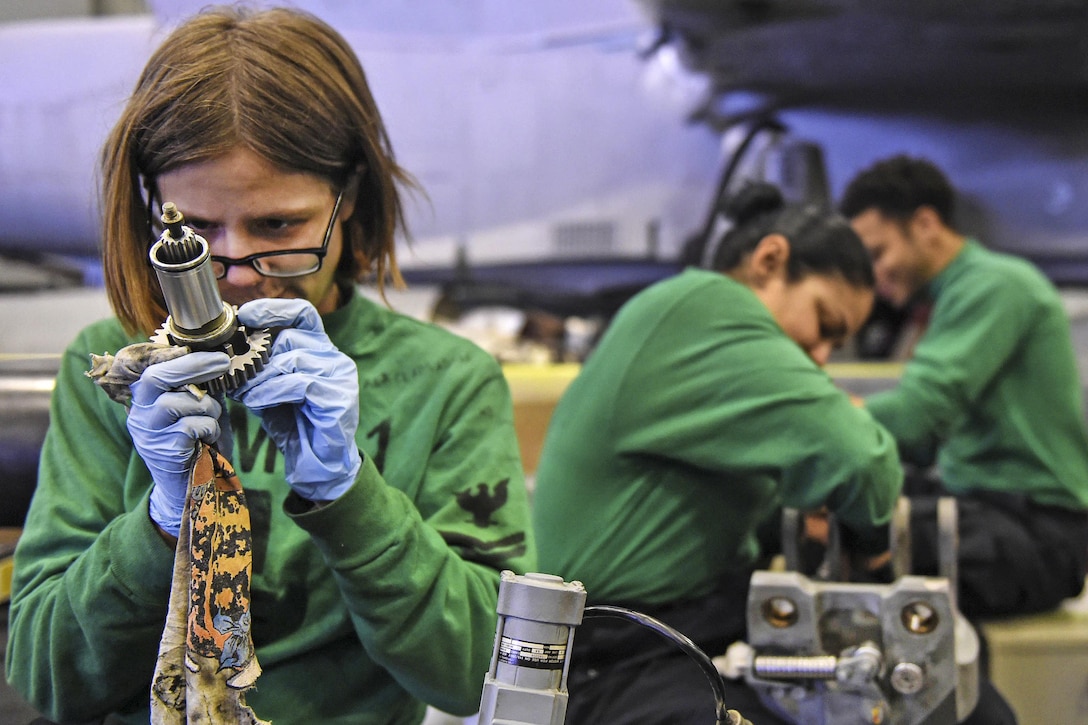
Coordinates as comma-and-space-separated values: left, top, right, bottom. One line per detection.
100, 5, 418, 336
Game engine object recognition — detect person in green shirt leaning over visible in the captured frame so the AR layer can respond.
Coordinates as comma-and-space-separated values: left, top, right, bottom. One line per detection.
840, 155, 1088, 620
5, 7, 533, 724
533, 182, 908, 724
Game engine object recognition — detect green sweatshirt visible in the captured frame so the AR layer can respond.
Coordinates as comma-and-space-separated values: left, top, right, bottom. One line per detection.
866, 240, 1088, 511
533, 268, 902, 606
6, 287, 535, 724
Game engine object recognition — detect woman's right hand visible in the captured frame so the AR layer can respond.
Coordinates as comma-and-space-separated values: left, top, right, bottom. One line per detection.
126, 351, 231, 538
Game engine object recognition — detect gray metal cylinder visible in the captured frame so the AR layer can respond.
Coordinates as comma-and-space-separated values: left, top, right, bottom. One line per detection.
479, 571, 588, 725
148, 227, 236, 349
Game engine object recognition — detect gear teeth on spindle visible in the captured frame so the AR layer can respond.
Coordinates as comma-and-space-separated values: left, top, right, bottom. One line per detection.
150, 326, 272, 395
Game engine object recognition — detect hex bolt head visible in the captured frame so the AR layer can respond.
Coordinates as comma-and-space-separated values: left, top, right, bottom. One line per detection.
890, 662, 925, 694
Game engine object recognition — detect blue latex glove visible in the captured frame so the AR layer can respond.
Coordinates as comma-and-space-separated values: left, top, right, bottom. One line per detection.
127, 351, 233, 538
232, 298, 362, 503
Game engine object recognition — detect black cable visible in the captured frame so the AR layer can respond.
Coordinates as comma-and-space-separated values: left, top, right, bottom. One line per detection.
582, 604, 746, 725
695, 115, 786, 257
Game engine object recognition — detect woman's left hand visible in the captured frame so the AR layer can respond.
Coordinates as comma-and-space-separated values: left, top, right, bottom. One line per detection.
232, 298, 362, 503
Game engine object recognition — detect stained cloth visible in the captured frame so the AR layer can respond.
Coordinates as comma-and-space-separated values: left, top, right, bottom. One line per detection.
86, 342, 267, 723
150, 443, 267, 724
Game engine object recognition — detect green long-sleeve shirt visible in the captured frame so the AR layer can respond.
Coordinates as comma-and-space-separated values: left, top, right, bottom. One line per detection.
6, 287, 535, 724
866, 240, 1088, 511
533, 268, 902, 606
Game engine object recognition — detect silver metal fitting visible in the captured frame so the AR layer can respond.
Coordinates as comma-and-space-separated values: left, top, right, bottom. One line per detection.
148, 203, 271, 394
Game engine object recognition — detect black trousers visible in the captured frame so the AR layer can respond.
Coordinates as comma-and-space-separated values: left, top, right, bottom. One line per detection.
564, 569, 1017, 724
565, 569, 786, 725
903, 472, 1088, 619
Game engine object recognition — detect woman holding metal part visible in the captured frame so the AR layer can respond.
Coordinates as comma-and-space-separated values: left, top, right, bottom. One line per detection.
5, 6, 533, 724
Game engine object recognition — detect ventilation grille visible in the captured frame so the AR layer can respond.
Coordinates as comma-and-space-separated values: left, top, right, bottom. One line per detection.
552, 221, 616, 256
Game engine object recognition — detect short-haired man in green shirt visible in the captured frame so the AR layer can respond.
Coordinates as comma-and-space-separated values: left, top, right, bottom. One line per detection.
841, 155, 1088, 619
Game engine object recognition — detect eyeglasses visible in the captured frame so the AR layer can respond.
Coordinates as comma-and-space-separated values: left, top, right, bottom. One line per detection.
148, 189, 344, 280
210, 190, 344, 279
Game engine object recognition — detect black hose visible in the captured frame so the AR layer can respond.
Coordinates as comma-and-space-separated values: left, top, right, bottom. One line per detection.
697, 116, 785, 243
582, 604, 747, 725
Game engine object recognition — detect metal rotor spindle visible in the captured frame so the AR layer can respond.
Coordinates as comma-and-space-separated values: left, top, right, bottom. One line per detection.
149, 202, 238, 350
147, 202, 270, 394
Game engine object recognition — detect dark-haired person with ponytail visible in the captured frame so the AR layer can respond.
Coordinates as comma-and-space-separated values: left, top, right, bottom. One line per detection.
531, 182, 904, 723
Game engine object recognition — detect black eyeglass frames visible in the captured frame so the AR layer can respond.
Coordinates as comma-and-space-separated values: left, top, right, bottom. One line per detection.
146, 189, 344, 280
209, 189, 344, 279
